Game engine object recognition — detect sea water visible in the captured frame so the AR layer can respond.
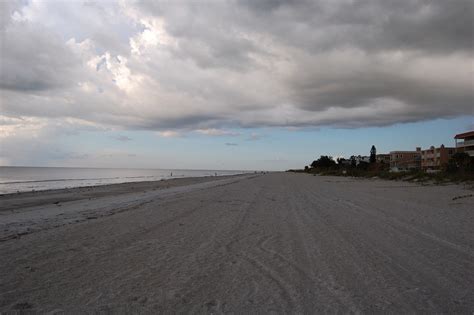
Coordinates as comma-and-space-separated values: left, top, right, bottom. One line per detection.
0, 166, 251, 194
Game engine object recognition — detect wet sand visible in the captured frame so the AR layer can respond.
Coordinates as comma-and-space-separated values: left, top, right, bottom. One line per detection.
0, 172, 473, 312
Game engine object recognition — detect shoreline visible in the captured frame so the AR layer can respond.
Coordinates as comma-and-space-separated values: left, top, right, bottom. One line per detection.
0, 173, 254, 212
0, 166, 257, 195
0, 173, 258, 242
0, 173, 252, 197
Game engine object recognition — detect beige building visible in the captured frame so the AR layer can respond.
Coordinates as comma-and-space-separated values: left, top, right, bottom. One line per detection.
390, 148, 421, 171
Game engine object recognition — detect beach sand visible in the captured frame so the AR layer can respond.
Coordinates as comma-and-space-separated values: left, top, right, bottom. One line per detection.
0, 172, 473, 312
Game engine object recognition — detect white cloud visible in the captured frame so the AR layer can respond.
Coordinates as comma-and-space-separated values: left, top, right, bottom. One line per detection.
156, 130, 182, 138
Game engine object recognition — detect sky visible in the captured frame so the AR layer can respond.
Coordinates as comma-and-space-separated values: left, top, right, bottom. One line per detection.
0, 0, 473, 171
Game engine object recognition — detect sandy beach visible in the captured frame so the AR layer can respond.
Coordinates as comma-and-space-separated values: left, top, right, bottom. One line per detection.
0, 172, 473, 312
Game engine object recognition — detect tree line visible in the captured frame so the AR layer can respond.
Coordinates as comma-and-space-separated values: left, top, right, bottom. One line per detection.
298, 145, 473, 181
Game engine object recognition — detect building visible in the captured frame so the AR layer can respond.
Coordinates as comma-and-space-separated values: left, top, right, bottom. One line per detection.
353, 155, 370, 166
420, 145, 455, 170
389, 148, 421, 171
376, 154, 390, 164
455, 131, 474, 156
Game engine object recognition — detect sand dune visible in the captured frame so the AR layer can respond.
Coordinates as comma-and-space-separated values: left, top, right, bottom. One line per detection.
0, 173, 473, 312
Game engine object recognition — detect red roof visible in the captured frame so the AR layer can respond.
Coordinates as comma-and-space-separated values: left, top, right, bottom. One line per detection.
454, 131, 474, 139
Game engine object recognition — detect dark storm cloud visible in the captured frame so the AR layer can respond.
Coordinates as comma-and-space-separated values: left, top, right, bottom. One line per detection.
139, 0, 473, 59
289, 57, 472, 113
236, 0, 474, 54
130, 0, 473, 128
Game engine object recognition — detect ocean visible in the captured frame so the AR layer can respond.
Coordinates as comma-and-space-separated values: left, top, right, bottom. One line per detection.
0, 166, 251, 194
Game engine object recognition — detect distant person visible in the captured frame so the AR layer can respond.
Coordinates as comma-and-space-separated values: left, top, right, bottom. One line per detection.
170, 172, 173, 177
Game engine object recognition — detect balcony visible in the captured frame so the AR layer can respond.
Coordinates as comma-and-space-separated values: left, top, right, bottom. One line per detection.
465, 150, 474, 157
456, 139, 474, 147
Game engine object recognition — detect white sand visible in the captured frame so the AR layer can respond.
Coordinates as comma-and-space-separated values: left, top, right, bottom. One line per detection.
0, 173, 473, 312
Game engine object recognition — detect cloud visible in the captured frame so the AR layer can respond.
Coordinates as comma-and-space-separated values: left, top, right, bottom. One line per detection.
196, 129, 240, 137
246, 132, 262, 141
156, 130, 182, 138
0, 115, 105, 166
0, 0, 472, 140
0, 22, 82, 92
113, 135, 132, 142
225, 143, 238, 146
